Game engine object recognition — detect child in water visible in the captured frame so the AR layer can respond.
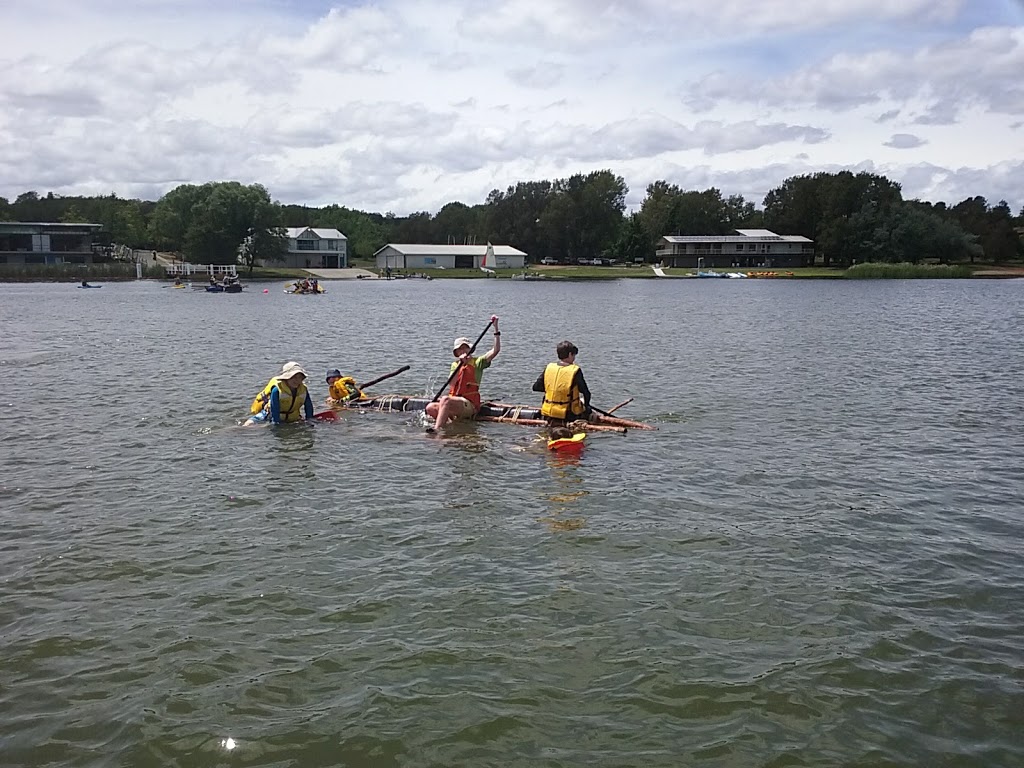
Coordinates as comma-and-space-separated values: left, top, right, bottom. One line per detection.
547, 426, 586, 451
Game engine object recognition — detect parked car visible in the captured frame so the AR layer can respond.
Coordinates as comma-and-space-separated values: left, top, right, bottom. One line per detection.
540, 257, 559, 265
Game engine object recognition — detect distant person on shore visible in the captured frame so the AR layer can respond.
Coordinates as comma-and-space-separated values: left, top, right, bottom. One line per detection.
246, 361, 314, 424
533, 340, 591, 426
325, 368, 364, 404
425, 318, 501, 432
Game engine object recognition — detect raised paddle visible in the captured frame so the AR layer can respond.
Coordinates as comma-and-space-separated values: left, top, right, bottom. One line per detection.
429, 316, 496, 403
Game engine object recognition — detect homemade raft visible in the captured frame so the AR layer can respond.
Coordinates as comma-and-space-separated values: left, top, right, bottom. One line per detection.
320, 395, 656, 432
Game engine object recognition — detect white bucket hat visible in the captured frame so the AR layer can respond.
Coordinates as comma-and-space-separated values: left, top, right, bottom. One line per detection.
279, 361, 307, 379
452, 337, 472, 352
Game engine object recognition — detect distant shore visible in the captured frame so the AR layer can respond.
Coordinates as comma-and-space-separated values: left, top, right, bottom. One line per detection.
2, 263, 1023, 283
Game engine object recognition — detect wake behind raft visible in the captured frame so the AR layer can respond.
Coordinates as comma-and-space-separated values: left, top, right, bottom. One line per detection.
314, 395, 655, 433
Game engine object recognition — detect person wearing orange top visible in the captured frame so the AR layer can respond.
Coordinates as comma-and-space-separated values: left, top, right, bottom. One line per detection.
425, 318, 501, 432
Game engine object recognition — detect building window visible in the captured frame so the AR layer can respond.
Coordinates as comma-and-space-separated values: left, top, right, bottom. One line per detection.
297, 240, 316, 250
736, 244, 744, 251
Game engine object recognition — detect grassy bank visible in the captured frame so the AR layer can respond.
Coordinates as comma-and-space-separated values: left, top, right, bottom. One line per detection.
846, 262, 973, 279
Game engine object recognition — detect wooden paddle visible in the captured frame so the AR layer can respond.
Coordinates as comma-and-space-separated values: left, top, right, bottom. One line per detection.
359, 365, 410, 390
429, 316, 496, 403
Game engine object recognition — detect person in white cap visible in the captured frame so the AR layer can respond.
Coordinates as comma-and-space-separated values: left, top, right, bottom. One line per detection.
425, 317, 501, 431
247, 361, 314, 424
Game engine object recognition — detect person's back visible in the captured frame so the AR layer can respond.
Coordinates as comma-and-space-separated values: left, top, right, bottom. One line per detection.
533, 340, 591, 424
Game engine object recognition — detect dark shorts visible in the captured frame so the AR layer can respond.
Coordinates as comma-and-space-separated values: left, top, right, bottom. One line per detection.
543, 410, 591, 427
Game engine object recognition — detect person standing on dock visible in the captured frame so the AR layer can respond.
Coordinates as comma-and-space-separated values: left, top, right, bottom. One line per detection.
533, 340, 592, 426
425, 319, 501, 431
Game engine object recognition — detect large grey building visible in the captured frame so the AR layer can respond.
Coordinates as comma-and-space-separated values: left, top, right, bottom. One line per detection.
656, 229, 814, 268
374, 244, 526, 271
0, 221, 104, 265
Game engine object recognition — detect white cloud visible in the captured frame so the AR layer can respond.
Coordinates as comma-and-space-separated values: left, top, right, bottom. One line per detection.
884, 133, 927, 149
0, 0, 1020, 213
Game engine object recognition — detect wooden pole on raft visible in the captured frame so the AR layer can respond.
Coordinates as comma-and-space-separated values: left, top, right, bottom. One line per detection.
479, 414, 627, 434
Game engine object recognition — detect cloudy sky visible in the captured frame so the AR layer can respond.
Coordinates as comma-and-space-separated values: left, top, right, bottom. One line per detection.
1, 0, 1022, 214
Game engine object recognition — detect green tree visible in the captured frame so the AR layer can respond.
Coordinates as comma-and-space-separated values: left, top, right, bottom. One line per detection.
571, 169, 628, 259
433, 201, 481, 245
60, 205, 88, 223
12, 191, 45, 221
636, 181, 683, 250
239, 226, 288, 275
848, 201, 970, 263
112, 200, 149, 248
484, 180, 554, 261
150, 182, 285, 264
764, 171, 902, 266
613, 212, 650, 263
148, 184, 206, 251
394, 211, 433, 243
982, 200, 1023, 263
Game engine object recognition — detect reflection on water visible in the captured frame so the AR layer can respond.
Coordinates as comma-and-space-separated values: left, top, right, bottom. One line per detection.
540, 457, 590, 531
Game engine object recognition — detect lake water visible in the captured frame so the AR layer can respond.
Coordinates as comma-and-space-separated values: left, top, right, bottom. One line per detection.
2, 277, 1023, 767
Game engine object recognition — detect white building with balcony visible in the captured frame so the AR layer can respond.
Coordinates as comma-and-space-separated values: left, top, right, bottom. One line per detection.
282, 227, 347, 269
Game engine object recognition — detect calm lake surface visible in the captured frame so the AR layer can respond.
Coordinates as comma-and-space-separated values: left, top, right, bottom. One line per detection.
1, 277, 1022, 767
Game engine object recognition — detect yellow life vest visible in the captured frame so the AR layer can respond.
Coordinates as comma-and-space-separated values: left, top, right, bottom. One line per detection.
250, 377, 309, 422
329, 376, 364, 402
541, 362, 585, 420
547, 432, 586, 451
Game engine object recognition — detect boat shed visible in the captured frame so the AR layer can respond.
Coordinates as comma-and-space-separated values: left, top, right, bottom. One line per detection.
374, 244, 526, 271
656, 229, 814, 268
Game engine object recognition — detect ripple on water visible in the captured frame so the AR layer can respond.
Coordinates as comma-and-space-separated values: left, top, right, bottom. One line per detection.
1, 280, 1023, 766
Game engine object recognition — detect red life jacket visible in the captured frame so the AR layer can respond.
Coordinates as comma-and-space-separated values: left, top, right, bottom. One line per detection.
449, 361, 481, 409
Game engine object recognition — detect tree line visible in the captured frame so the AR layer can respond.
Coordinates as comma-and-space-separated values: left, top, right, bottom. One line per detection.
1, 170, 1021, 267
